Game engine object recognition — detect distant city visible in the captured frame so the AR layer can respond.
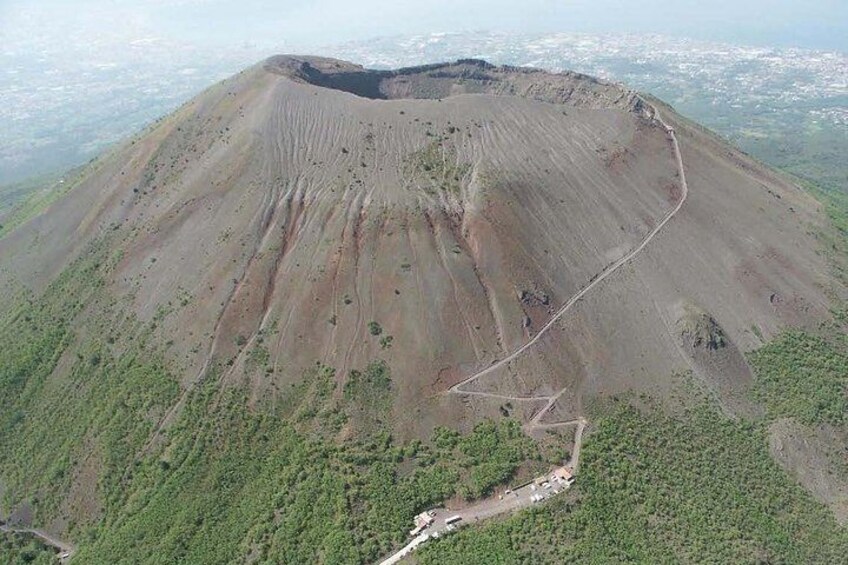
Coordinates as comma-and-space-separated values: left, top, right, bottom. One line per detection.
327, 32, 848, 193
0, 31, 263, 185
2, 31, 846, 191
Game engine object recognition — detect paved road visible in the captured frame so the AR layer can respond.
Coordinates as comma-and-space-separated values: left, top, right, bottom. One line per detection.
377, 418, 586, 565
1, 522, 75, 562
376, 100, 688, 565
378, 475, 573, 565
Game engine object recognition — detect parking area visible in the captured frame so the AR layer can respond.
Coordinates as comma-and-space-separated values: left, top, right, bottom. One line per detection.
379, 466, 575, 564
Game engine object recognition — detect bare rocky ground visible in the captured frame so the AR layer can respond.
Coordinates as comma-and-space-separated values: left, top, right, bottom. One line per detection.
0, 57, 838, 436
0, 56, 844, 535
769, 418, 848, 524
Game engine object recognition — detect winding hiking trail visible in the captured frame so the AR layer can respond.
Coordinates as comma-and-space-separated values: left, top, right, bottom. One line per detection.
449, 99, 688, 436
377, 99, 687, 565
377, 418, 587, 565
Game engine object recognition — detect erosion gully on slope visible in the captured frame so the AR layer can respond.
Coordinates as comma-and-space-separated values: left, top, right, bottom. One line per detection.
376, 98, 688, 565
448, 98, 688, 436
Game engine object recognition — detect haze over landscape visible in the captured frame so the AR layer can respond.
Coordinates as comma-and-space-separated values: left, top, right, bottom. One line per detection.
1, 2, 847, 564
2, 2, 846, 192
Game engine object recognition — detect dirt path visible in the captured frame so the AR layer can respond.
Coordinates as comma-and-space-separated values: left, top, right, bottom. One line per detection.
448, 100, 687, 434
377, 100, 686, 565
376, 419, 585, 565
1, 522, 74, 561
569, 418, 587, 473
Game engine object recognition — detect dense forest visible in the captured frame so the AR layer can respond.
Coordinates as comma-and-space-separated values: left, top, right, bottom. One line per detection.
419, 394, 848, 563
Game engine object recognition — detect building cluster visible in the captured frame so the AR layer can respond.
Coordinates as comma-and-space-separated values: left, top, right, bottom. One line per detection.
408, 510, 436, 537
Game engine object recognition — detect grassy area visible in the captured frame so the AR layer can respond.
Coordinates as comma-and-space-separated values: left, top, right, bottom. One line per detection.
750, 330, 848, 426
0, 245, 554, 563
0, 170, 83, 239
419, 398, 848, 564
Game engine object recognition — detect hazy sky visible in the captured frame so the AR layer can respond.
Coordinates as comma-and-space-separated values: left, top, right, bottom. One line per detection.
1, 0, 846, 53
1, 0, 845, 185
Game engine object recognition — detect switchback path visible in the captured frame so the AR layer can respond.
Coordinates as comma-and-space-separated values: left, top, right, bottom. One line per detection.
377, 100, 687, 565
376, 419, 586, 565
448, 100, 687, 434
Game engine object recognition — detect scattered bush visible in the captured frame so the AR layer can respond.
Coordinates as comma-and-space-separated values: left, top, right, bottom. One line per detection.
420, 399, 848, 563
750, 330, 848, 425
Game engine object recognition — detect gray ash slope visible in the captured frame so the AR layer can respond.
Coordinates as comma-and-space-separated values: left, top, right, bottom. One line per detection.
0, 55, 841, 440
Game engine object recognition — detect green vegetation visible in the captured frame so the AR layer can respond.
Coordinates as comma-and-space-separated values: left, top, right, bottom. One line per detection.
64, 381, 542, 564
246, 343, 271, 374
788, 175, 848, 287
750, 330, 848, 425
739, 124, 848, 200
344, 360, 391, 400
420, 398, 848, 564
342, 359, 392, 432
0, 246, 550, 563
0, 531, 57, 565
0, 244, 179, 527
406, 140, 470, 194
0, 170, 82, 239
367, 321, 382, 336
435, 420, 539, 500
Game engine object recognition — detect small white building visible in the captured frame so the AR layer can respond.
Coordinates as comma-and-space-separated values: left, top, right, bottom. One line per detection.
414, 511, 435, 528
552, 466, 575, 486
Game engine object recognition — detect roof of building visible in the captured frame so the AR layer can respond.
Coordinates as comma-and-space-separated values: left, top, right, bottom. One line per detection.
553, 466, 573, 479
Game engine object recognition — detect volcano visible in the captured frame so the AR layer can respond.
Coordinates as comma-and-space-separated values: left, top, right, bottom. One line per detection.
1, 57, 845, 561
0, 56, 837, 437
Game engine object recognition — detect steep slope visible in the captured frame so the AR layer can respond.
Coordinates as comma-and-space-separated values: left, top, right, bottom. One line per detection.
0, 56, 845, 560
0, 58, 679, 430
